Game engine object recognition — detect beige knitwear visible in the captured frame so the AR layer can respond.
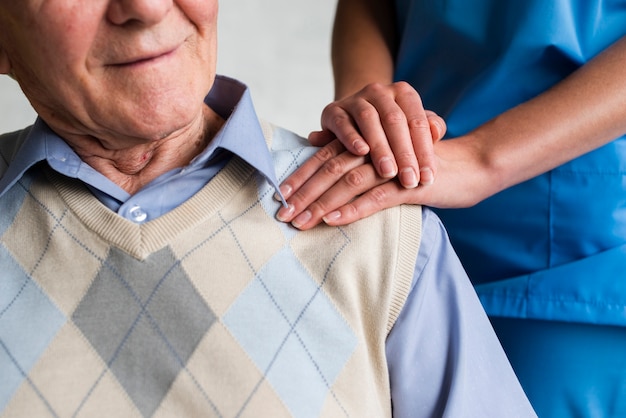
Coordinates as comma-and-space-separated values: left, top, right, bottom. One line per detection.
0, 124, 421, 417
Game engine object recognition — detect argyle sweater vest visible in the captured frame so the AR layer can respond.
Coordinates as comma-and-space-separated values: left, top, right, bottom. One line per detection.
0, 124, 422, 418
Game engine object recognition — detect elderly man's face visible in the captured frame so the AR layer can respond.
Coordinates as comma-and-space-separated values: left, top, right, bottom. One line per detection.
0, 0, 218, 145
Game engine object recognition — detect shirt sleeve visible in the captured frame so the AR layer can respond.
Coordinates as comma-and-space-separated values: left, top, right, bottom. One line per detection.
386, 208, 537, 417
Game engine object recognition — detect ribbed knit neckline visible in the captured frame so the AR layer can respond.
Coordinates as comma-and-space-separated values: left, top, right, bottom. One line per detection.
45, 157, 255, 260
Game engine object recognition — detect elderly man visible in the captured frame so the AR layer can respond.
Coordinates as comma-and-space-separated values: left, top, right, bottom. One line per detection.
0, 1, 534, 417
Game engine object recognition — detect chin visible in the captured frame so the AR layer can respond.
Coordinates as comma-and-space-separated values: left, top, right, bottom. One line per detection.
121, 97, 204, 139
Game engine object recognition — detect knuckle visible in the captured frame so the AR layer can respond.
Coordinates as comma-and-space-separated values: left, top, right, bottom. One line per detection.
343, 169, 366, 188
313, 145, 336, 163
341, 202, 361, 219
287, 189, 308, 207
322, 101, 338, 114
355, 106, 377, 122
381, 109, 406, 126
368, 187, 390, 206
394, 82, 426, 111
362, 82, 385, 95
330, 115, 364, 142
308, 200, 330, 216
330, 113, 349, 128
394, 81, 413, 95
394, 81, 420, 98
408, 116, 431, 130
321, 103, 343, 122
321, 157, 346, 176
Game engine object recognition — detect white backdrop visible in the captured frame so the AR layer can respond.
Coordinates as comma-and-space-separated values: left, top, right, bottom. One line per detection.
0, 0, 337, 137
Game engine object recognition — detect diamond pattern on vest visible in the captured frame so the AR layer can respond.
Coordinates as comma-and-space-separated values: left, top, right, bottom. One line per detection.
224, 245, 357, 417
0, 246, 65, 413
0, 124, 420, 417
72, 246, 216, 417
0, 178, 31, 238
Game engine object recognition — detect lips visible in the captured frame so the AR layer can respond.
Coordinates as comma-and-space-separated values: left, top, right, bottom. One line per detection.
112, 46, 178, 67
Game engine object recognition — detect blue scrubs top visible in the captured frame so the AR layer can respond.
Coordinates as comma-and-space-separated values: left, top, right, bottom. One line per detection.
394, 0, 626, 326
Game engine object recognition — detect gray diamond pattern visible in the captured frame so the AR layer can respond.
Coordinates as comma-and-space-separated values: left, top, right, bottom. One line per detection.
72, 246, 216, 417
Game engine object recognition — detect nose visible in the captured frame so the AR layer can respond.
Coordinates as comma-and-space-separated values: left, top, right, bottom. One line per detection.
107, 0, 173, 26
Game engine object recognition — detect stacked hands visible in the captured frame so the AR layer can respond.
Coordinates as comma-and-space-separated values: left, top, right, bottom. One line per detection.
276, 81, 484, 230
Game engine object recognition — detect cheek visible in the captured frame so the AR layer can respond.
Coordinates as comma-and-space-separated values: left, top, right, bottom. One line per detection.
23, 2, 100, 73
178, 0, 218, 30
175, 0, 218, 89
5, 8, 95, 85
6, 27, 98, 129
11, 36, 85, 105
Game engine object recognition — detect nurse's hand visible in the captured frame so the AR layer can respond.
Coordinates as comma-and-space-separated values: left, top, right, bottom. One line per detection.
275, 136, 491, 230
308, 81, 446, 188
276, 82, 448, 229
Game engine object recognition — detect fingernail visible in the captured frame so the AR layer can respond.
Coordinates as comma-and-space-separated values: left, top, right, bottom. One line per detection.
399, 168, 418, 189
275, 184, 292, 200
323, 211, 341, 224
353, 139, 369, 154
276, 203, 295, 222
379, 157, 397, 178
419, 167, 434, 185
291, 210, 312, 229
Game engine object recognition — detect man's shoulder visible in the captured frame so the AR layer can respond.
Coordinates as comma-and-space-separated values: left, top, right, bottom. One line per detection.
260, 121, 310, 152
0, 126, 33, 177
260, 120, 424, 231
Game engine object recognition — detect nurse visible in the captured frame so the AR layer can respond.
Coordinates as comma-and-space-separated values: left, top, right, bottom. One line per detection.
276, 0, 626, 416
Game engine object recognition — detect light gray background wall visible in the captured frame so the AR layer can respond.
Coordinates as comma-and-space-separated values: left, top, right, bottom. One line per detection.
0, 0, 337, 137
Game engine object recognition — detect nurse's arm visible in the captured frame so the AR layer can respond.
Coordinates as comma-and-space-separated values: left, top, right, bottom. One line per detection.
278, 35, 626, 230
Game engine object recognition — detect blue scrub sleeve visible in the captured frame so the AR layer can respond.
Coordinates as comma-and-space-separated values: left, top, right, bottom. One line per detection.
385, 208, 536, 417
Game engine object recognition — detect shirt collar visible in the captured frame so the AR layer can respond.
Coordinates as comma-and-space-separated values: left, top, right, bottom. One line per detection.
0, 117, 50, 196
193, 76, 284, 196
0, 75, 286, 204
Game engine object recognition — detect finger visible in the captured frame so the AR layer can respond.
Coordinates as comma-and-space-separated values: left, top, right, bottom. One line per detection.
392, 82, 434, 187
322, 181, 411, 227
405, 114, 436, 186
347, 83, 412, 181
276, 148, 368, 223
287, 162, 385, 230
277, 139, 346, 202
415, 111, 446, 186
426, 110, 447, 141
328, 83, 413, 180
307, 129, 336, 147
318, 102, 370, 155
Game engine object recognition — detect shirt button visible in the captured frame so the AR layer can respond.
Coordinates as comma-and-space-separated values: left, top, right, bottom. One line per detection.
129, 205, 148, 223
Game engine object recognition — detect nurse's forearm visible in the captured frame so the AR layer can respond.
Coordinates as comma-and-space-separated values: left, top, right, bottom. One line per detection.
332, 0, 396, 99
467, 35, 626, 195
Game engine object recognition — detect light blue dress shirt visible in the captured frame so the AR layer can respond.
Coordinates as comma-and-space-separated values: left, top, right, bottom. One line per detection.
0, 76, 534, 417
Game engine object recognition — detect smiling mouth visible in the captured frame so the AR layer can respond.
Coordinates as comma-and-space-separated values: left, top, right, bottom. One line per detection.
113, 48, 177, 67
